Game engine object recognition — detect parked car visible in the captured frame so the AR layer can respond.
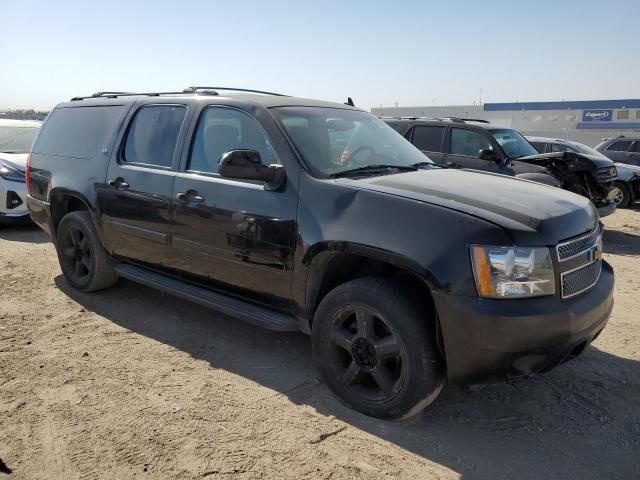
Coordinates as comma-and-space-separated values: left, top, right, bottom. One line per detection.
595, 136, 640, 166
27, 88, 613, 419
0, 119, 41, 224
385, 118, 618, 217
528, 136, 639, 208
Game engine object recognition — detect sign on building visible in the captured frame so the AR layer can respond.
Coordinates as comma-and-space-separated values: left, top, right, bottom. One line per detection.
582, 110, 612, 122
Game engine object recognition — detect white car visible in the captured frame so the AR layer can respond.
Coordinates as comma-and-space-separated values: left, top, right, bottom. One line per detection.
0, 119, 41, 224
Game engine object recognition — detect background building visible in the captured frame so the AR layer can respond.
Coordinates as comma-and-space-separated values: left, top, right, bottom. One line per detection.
372, 99, 640, 147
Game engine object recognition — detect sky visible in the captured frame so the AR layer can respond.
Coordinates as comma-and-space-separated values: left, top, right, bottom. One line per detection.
2, 0, 639, 111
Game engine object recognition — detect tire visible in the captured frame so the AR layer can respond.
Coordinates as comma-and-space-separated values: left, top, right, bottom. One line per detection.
613, 181, 631, 209
55, 210, 118, 292
312, 276, 444, 420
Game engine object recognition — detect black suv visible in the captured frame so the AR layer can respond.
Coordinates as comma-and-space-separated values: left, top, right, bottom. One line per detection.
595, 136, 640, 166
385, 118, 618, 217
26, 88, 614, 419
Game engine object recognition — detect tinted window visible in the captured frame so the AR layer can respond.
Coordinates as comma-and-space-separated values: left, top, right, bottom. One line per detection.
411, 126, 445, 152
449, 128, 492, 157
189, 106, 277, 173
530, 142, 547, 153
551, 143, 569, 153
33, 106, 125, 159
633, 142, 640, 153
607, 140, 632, 152
124, 105, 186, 167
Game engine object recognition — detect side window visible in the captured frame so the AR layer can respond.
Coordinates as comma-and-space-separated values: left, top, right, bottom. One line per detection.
551, 143, 569, 153
632, 142, 640, 153
530, 142, 546, 153
189, 106, 278, 173
123, 105, 186, 167
411, 126, 445, 153
607, 140, 632, 152
449, 128, 492, 157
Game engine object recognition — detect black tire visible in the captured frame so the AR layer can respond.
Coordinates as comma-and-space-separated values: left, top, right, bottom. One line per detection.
613, 181, 631, 209
312, 276, 444, 420
55, 210, 118, 292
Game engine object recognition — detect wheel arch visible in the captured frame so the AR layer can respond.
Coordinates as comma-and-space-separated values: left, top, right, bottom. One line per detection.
49, 188, 97, 234
302, 242, 446, 359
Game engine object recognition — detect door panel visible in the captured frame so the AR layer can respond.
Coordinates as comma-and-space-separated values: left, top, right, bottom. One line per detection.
171, 175, 297, 304
99, 103, 188, 267
100, 166, 176, 266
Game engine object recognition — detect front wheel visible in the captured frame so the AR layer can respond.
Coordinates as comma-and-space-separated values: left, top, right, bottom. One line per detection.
312, 277, 444, 419
613, 181, 631, 209
56, 210, 118, 292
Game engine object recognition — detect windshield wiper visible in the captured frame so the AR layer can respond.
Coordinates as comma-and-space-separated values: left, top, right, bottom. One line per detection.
329, 164, 418, 178
411, 161, 441, 169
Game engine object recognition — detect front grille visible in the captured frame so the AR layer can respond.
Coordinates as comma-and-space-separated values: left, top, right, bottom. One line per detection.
597, 166, 617, 182
556, 226, 601, 261
561, 260, 602, 298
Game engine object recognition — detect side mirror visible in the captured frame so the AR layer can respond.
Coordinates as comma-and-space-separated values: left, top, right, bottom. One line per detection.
218, 150, 285, 190
479, 149, 500, 162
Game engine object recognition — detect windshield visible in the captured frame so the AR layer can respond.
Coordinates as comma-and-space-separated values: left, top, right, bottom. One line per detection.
490, 129, 538, 159
0, 126, 39, 154
271, 107, 432, 176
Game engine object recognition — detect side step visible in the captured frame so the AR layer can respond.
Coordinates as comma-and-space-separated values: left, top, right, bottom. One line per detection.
115, 264, 300, 332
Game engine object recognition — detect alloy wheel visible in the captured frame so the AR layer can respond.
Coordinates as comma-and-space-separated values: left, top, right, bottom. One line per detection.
328, 305, 406, 402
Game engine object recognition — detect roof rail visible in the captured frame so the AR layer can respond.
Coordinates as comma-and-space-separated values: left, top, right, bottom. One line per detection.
377, 115, 437, 121
183, 86, 288, 97
457, 118, 491, 123
70, 86, 288, 101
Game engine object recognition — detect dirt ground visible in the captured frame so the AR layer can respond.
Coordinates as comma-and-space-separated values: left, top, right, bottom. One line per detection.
1, 210, 639, 480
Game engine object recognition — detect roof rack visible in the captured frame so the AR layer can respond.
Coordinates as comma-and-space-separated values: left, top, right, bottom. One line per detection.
440, 117, 491, 124
70, 86, 288, 101
182, 86, 288, 97
377, 116, 437, 121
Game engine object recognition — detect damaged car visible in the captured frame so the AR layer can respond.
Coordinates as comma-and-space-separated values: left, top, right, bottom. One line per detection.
385, 118, 618, 217
528, 136, 639, 209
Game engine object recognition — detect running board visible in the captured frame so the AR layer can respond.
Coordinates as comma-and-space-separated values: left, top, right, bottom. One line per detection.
115, 264, 300, 332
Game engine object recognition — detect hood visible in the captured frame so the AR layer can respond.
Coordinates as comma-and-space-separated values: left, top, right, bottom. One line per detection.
339, 169, 597, 245
0, 153, 28, 171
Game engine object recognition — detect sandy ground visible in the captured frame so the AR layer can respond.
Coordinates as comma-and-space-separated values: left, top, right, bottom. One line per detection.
1, 209, 639, 480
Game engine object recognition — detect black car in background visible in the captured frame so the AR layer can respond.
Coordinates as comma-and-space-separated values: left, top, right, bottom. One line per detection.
595, 136, 640, 166
385, 118, 618, 217
26, 88, 614, 419
529, 136, 639, 208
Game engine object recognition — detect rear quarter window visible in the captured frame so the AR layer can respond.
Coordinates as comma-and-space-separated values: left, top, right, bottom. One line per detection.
33, 105, 126, 159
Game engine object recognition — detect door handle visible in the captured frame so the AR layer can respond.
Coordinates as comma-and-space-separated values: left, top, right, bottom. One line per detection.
108, 177, 129, 190
176, 190, 204, 202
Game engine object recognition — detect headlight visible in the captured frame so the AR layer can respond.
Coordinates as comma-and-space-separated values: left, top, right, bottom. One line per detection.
471, 245, 555, 298
0, 162, 25, 183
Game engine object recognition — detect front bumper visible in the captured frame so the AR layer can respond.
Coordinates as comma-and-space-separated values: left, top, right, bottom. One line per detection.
433, 261, 614, 385
0, 179, 30, 223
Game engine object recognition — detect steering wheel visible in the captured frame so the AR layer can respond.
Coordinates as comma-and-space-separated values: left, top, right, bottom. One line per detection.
344, 146, 375, 165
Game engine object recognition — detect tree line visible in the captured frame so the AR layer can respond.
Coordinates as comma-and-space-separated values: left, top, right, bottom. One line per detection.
0, 109, 49, 121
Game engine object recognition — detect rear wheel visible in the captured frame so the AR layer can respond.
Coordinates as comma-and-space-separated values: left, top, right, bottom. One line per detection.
56, 211, 118, 292
613, 181, 631, 208
312, 276, 444, 419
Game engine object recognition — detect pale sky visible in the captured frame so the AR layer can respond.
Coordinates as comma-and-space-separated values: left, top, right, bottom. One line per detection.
2, 0, 639, 111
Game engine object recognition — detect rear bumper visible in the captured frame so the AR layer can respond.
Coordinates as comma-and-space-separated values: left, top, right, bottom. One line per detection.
433, 261, 614, 385
26, 195, 53, 236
